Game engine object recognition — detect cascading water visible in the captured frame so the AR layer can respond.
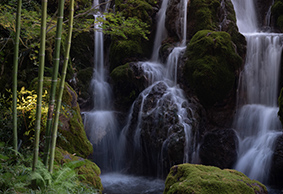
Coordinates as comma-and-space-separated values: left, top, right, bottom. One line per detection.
231, 0, 283, 183
119, 0, 193, 178
83, 0, 119, 171
84, 0, 192, 192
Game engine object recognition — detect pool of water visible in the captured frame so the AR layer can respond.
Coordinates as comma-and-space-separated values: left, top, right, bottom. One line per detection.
100, 173, 165, 194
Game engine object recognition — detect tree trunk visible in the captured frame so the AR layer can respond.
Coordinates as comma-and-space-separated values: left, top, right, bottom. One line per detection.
49, 0, 74, 173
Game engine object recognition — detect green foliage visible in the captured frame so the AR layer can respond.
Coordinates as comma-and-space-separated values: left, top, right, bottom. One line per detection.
97, 12, 149, 40
55, 147, 103, 191
0, 143, 99, 193
0, 3, 57, 51
0, 92, 14, 144
185, 30, 242, 106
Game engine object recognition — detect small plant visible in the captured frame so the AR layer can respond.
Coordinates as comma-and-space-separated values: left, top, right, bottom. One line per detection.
0, 143, 100, 193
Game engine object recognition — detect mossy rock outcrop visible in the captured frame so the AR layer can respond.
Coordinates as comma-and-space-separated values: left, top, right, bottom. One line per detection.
30, 77, 93, 158
110, 62, 147, 111
184, 30, 242, 106
272, 0, 283, 32
55, 147, 102, 192
187, 0, 221, 38
186, 0, 246, 58
164, 164, 268, 194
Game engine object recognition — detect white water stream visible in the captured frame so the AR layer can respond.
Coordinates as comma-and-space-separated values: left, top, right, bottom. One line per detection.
83, 0, 119, 171
231, 0, 283, 183
121, 0, 192, 168
87, 0, 191, 194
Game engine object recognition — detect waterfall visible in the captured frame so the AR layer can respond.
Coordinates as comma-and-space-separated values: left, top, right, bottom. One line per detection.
119, 0, 193, 177
151, 0, 170, 62
231, 0, 283, 183
83, 0, 119, 172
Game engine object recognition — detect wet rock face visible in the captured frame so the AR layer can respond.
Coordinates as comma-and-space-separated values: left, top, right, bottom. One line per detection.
199, 128, 238, 169
256, 0, 274, 28
165, 0, 188, 42
124, 81, 204, 177
270, 135, 283, 187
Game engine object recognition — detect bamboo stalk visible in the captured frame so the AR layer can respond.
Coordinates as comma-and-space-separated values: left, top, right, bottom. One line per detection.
12, 0, 22, 154
49, 0, 74, 173
43, 0, 65, 167
32, 0, 48, 172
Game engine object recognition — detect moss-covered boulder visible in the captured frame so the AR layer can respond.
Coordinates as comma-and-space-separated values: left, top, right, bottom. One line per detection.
187, 0, 220, 38
55, 147, 102, 192
110, 62, 147, 111
109, 40, 144, 71
164, 164, 268, 194
184, 30, 242, 106
186, 0, 246, 58
30, 77, 93, 158
272, 0, 283, 32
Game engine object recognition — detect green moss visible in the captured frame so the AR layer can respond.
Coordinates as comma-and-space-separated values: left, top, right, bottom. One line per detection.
184, 30, 242, 106
164, 164, 267, 194
55, 147, 103, 193
30, 77, 93, 158
110, 40, 143, 70
272, 0, 283, 32
76, 67, 93, 99
187, 0, 221, 38
115, 0, 156, 25
110, 63, 146, 110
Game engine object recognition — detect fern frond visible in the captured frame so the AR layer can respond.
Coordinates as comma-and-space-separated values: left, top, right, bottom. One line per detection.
63, 160, 85, 170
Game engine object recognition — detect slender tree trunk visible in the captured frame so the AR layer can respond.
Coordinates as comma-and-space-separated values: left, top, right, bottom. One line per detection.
43, 0, 65, 167
32, 0, 48, 171
49, 0, 74, 173
12, 0, 22, 154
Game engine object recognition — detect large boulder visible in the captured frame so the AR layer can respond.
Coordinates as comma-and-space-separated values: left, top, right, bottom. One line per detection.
164, 163, 268, 194
184, 30, 242, 107
110, 62, 147, 112
30, 77, 93, 158
186, 0, 246, 58
122, 81, 204, 177
199, 128, 238, 169
55, 147, 103, 192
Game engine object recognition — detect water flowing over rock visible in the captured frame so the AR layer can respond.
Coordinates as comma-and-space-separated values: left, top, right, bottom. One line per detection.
165, 0, 188, 43
231, 0, 283, 185
120, 80, 203, 177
